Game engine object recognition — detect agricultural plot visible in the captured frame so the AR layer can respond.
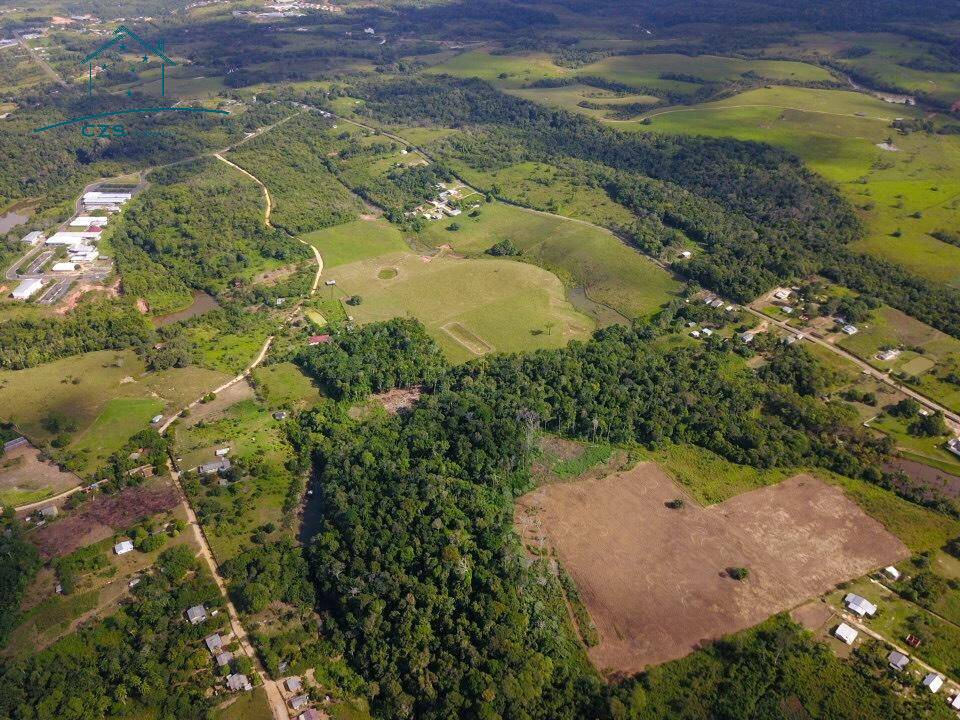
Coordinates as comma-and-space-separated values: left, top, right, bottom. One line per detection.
517, 465, 908, 673
414, 202, 679, 319
867, 413, 960, 477
319, 248, 595, 363
251, 362, 323, 410
0, 442, 79, 508
510, 83, 661, 120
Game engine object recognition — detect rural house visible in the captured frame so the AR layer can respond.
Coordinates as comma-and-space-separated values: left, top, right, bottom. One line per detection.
205, 633, 222, 653
215, 651, 233, 667
297, 710, 321, 720
884, 566, 900, 581
833, 623, 858, 645
888, 651, 910, 671
290, 694, 309, 710
923, 673, 944, 693
285, 677, 302, 693
199, 458, 232, 475
227, 673, 252, 692
114, 540, 134, 555
844, 593, 877, 617
186, 605, 207, 625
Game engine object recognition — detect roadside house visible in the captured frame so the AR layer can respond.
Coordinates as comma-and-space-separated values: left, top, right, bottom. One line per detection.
114, 540, 134, 555
227, 673, 252, 692
186, 605, 207, 625
844, 593, 877, 617
923, 673, 944, 693
888, 650, 910, 671
833, 623, 858, 645
204, 633, 222, 653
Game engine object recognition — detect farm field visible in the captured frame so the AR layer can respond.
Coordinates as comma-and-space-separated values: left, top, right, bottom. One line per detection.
509, 83, 661, 120
251, 362, 323, 410
517, 466, 907, 673
319, 248, 596, 363
414, 202, 679, 320
867, 413, 960, 477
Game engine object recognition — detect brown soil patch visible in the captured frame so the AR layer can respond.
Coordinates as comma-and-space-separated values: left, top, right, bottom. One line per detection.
135, 298, 149, 314
30, 479, 179, 559
0, 443, 80, 499
55, 281, 119, 315
183, 379, 255, 427
516, 465, 908, 675
371, 385, 422, 415
789, 599, 836, 632
886, 457, 960, 499
253, 263, 299, 286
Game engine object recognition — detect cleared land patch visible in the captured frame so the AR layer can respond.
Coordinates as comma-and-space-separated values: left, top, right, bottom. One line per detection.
517, 465, 908, 674
0, 442, 79, 507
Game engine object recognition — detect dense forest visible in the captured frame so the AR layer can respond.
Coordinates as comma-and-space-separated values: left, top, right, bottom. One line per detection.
349, 77, 960, 338
0, 516, 40, 648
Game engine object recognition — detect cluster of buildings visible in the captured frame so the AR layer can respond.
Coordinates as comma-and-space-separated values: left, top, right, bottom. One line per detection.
186, 604, 252, 693
283, 675, 322, 720
414, 184, 468, 221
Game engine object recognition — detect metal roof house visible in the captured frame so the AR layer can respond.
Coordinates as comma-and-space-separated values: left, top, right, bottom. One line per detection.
114, 540, 134, 555
844, 593, 877, 617
923, 673, 944, 693
11, 278, 43, 300
186, 604, 207, 625
199, 458, 232, 475
215, 651, 233, 667
204, 633, 222, 652
285, 677, 302, 693
298, 710, 321, 720
884, 566, 901, 581
888, 650, 910, 671
290, 695, 309, 710
226, 673, 252, 692
833, 622, 858, 645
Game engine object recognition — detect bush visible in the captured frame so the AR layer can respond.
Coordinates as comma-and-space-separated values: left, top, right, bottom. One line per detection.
486, 239, 522, 257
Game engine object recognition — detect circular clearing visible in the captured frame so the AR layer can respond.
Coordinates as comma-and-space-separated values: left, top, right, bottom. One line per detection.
377, 267, 399, 280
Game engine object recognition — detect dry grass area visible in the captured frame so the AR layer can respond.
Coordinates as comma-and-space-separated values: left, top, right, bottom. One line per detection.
516, 464, 908, 675
0, 443, 79, 505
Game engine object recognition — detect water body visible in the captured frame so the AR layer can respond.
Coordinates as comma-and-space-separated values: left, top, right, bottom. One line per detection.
0, 200, 33, 234
151, 290, 220, 327
567, 287, 631, 328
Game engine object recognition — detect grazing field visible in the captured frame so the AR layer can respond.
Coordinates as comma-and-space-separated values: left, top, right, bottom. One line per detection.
251, 362, 323, 410
414, 202, 679, 319
0, 350, 229, 448
509, 83, 660, 120
175, 398, 291, 471
0, 443, 79, 508
299, 217, 408, 268
68, 397, 165, 474
867, 414, 960, 477
517, 465, 908, 673
424, 50, 568, 88
319, 248, 596, 363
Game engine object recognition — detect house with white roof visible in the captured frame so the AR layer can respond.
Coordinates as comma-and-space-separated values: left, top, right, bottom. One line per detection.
884, 566, 901, 581
844, 593, 877, 617
114, 540, 134, 555
833, 622, 858, 645
11, 278, 43, 300
888, 650, 910, 671
923, 673, 944, 693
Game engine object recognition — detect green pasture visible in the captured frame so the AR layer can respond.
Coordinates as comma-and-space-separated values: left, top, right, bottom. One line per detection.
509, 83, 660, 120
424, 50, 568, 88
251, 362, 323, 410
319, 248, 595, 363
68, 397, 164, 474
300, 218, 407, 268
414, 202, 679, 319
867, 413, 960, 477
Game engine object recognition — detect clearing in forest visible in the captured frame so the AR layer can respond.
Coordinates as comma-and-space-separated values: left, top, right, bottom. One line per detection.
517, 464, 908, 675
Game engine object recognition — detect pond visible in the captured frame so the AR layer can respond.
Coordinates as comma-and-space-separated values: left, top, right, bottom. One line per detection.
151, 291, 220, 327
0, 200, 33, 234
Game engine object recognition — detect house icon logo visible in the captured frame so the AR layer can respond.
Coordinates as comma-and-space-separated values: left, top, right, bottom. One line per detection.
82, 25, 175, 98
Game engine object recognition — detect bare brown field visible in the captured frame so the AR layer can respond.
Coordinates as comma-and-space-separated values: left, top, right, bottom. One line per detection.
516, 464, 908, 675
30, 479, 179, 559
0, 443, 79, 501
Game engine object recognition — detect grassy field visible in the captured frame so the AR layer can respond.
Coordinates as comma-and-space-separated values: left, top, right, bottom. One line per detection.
299, 217, 408, 268
319, 245, 595, 363
251, 362, 323, 410
68, 397, 165, 474
617, 85, 960, 286
0, 350, 228, 448
212, 688, 272, 720
838, 306, 960, 413
645, 443, 792, 505
414, 202, 679, 320
510, 82, 661, 120
424, 50, 568, 88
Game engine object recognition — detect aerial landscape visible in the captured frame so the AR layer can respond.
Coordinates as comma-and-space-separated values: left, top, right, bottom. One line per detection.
1, 0, 960, 718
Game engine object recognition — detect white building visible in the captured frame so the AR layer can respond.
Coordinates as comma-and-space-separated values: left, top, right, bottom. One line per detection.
947, 438, 960, 459
679, 250, 692, 259
11, 278, 43, 300
949, 694, 960, 710
21, 230, 43, 245
82, 191, 131, 207
47, 231, 99, 245
842, 324, 858, 335
833, 622, 858, 645
884, 566, 901, 581
52, 262, 78, 272
923, 673, 944, 693
114, 540, 134, 555
844, 593, 877, 617
69, 216, 109, 226
773, 288, 791, 301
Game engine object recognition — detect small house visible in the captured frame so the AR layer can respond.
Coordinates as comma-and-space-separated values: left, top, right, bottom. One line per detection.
186, 604, 207, 625
679, 250, 692, 259
298, 710, 321, 720
701, 328, 713, 337
710, 299, 724, 309
844, 593, 877, 617
905, 633, 922, 648
888, 650, 910, 671
324, 279, 336, 286
949, 694, 960, 710
273, 411, 288, 421
199, 458, 231, 475
290, 694, 310, 710
739, 331, 755, 344
285, 677, 302, 693
226, 673, 252, 692
884, 566, 901, 581
215, 651, 233, 667
842, 324, 858, 335
205, 633, 222, 653
690, 330, 700, 338
308, 334, 331, 346
39, 505, 58, 520
114, 540, 134, 555
947, 438, 960, 458
151, 414, 163, 424
833, 623, 858, 645
923, 673, 944, 693
215, 447, 230, 457
773, 288, 791, 301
